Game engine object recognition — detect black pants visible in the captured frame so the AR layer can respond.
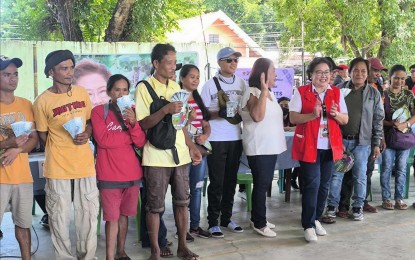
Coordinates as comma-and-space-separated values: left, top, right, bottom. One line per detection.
207, 140, 242, 228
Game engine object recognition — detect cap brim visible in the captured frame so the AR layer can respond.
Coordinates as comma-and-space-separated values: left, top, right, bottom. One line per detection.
0, 58, 23, 70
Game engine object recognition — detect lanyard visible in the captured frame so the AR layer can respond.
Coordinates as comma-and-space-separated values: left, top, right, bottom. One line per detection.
314, 90, 328, 122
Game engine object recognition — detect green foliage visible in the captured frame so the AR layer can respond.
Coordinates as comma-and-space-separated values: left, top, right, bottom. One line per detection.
272, 0, 415, 66
1, 0, 202, 42
123, 0, 202, 42
1, 0, 62, 40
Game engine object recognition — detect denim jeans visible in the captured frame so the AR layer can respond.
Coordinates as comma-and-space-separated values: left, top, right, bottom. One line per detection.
247, 154, 278, 229
189, 156, 207, 229
327, 140, 370, 208
380, 148, 410, 201
300, 149, 333, 230
207, 140, 242, 228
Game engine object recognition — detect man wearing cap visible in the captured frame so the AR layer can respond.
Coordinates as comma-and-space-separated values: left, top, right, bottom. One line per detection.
0, 55, 38, 260
368, 57, 387, 94
33, 50, 99, 260
333, 64, 349, 86
201, 47, 246, 238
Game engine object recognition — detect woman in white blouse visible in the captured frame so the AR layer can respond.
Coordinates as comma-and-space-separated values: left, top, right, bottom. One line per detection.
240, 58, 287, 237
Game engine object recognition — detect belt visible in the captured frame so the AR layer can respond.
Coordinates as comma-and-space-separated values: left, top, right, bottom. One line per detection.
343, 135, 359, 140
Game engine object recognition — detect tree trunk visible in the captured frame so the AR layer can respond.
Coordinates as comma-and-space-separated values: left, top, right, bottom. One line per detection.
104, 0, 135, 42
377, 0, 394, 60
46, 0, 83, 41
345, 36, 361, 57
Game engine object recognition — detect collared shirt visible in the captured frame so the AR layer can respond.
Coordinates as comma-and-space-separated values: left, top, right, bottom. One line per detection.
290, 84, 347, 149
135, 76, 191, 167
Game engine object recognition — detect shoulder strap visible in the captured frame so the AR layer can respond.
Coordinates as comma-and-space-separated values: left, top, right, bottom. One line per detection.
212, 77, 222, 91
384, 90, 390, 114
136, 80, 159, 101
104, 103, 109, 120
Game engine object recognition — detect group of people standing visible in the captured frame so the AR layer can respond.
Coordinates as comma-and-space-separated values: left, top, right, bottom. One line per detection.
1, 42, 414, 260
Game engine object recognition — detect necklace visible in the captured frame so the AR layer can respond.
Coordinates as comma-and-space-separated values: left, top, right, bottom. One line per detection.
218, 72, 235, 84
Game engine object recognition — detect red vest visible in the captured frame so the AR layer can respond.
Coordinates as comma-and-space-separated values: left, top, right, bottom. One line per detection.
291, 84, 343, 163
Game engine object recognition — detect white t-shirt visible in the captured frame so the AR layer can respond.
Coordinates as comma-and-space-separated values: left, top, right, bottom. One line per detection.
289, 85, 348, 149
201, 73, 247, 141
240, 87, 287, 156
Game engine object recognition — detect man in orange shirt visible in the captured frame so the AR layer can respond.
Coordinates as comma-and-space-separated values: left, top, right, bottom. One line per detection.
0, 55, 38, 260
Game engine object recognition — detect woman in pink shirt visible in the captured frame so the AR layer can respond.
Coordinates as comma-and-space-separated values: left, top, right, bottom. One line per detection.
91, 74, 146, 260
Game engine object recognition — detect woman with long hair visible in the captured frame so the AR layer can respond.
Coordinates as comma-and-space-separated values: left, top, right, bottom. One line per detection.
179, 64, 212, 239
380, 65, 415, 210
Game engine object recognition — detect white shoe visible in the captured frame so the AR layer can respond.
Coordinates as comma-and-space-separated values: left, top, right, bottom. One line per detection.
304, 228, 317, 242
315, 220, 327, 236
249, 220, 276, 229
253, 226, 277, 238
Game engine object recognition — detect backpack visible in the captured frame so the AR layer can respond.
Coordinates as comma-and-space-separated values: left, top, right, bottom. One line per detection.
136, 80, 179, 165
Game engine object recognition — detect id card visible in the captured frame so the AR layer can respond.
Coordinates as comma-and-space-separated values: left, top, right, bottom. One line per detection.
320, 124, 329, 138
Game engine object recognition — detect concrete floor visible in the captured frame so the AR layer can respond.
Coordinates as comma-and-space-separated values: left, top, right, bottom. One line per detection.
1, 171, 415, 260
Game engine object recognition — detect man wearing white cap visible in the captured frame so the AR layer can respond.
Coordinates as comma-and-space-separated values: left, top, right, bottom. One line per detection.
33, 50, 99, 260
201, 47, 247, 238
0, 55, 38, 260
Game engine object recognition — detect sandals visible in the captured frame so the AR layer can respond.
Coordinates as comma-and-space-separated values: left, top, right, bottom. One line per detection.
395, 200, 408, 210
382, 199, 394, 210
115, 256, 131, 260
160, 246, 174, 258
363, 203, 378, 213
320, 216, 336, 224
337, 208, 349, 219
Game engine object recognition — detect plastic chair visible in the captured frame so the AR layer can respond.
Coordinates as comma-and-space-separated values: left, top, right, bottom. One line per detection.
236, 173, 253, 212
404, 147, 415, 199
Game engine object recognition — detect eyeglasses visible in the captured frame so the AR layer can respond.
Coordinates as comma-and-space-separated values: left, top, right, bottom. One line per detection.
313, 70, 331, 77
410, 70, 415, 74
220, 58, 239, 63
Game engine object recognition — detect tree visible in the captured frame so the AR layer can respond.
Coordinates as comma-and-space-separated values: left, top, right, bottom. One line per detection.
272, 0, 415, 66
1, 0, 201, 42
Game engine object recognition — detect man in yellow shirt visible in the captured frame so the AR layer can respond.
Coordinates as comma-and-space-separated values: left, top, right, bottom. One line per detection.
33, 50, 98, 260
135, 43, 202, 260
0, 55, 38, 260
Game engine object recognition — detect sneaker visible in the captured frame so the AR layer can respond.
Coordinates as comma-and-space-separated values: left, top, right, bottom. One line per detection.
304, 228, 317, 242
326, 205, 336, 218
314, 220, 327, 236
249, 220, 276, 229
352, 207, 364, 221
174, 232, 194, 242
190, 227, 211, 239
253, 226, 276, 238
223, 221, 243, 233
208, 226, 224, 238
40, 214, 49, 227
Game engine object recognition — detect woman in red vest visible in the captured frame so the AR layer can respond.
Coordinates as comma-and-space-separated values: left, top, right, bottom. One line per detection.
289, 57, 348, 242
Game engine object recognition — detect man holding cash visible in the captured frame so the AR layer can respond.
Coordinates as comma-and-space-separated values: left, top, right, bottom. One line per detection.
0, 55, 38, 260
33, 50, 99, 260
